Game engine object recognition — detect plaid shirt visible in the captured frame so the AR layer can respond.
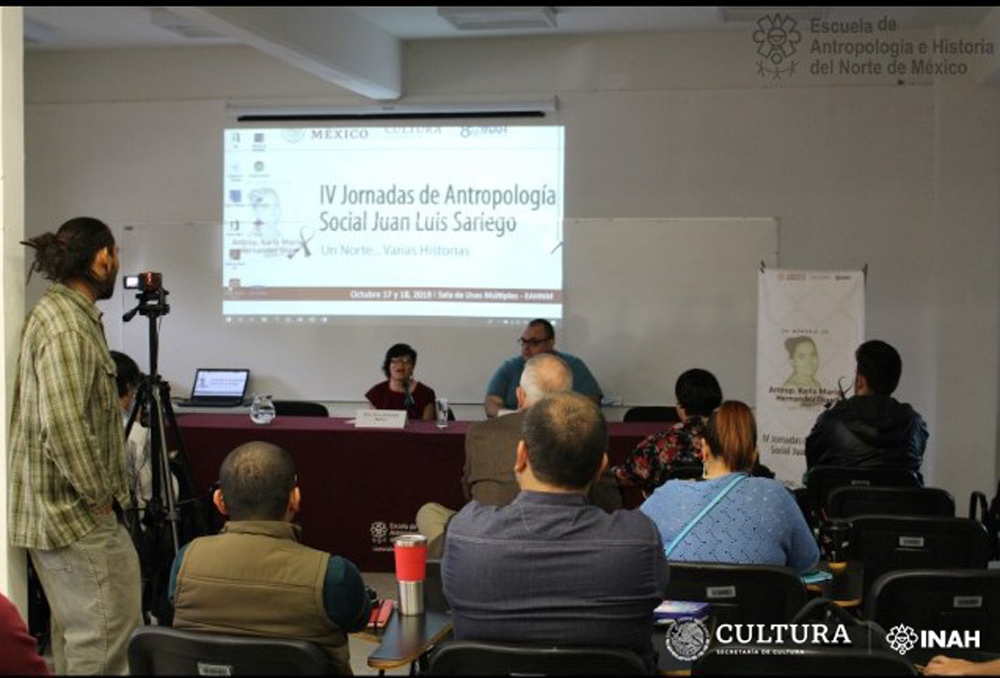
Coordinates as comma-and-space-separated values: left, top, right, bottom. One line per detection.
8, 283, 128, 549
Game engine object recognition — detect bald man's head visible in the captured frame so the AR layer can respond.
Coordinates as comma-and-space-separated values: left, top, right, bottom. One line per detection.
520, 392, 607, 490
218, 441, 297, 521
518, 353, 573, 407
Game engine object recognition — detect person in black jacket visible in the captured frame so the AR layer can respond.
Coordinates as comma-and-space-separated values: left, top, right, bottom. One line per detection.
804, 339, 928, 483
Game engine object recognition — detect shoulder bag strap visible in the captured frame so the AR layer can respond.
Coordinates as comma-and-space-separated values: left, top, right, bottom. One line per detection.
664, 473, 748, 557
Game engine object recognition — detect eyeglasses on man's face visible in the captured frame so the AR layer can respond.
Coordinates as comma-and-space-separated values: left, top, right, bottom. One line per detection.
390, 356, 414, 365
518, 336, 552, 348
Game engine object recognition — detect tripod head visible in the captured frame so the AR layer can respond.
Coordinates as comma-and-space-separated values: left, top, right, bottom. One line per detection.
123, 271, 170, 322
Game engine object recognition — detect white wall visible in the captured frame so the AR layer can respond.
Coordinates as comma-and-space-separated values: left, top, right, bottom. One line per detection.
0, 6, 25, 611
20, 23, 1000, 506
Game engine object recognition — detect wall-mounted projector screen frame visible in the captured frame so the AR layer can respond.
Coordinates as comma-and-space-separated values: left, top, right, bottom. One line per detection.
120, 217, 776, 406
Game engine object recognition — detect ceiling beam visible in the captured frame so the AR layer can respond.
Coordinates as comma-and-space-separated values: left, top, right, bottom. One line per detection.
166, 6, 401, 100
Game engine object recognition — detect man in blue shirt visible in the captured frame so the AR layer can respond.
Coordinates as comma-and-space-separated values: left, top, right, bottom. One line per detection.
444, 393, 668, 672
484, 318, 602, 417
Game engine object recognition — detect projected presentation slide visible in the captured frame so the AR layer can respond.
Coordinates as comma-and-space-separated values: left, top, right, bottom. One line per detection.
222, 125, 564, 321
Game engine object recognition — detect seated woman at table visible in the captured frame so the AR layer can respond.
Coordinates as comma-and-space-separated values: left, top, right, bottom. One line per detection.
640, 400, 819, 573
612, 368, 722, 494
365, 343, 437, 420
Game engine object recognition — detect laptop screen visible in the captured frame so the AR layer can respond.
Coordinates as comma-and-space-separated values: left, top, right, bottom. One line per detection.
191, 369, 250, 399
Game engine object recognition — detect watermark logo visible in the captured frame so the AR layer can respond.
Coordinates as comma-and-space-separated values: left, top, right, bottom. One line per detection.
753, 14, 801, 79
665, 618, 712, 661
886, 623, 981, 655
886, 624, 919, 654
370, 521, 389, 544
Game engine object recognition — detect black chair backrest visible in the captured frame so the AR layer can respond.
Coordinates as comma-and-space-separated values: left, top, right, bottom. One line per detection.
865, 569, 1000, 665
663, 561, 808, 625
425, 559, 450, 613
127, 626, 333, 675
428, 640, 646, 675
663, 464, 704, 482
693, 645, 916, 675
623, 406, 680, 423
827, 486, 955, 520
804, 466, 922, 519
271, 400, 329, 417
845, 515, 991, 596
969, 481, 1000, 561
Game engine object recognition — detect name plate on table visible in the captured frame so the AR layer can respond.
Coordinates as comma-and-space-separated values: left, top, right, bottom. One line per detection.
354, 409, 407, 429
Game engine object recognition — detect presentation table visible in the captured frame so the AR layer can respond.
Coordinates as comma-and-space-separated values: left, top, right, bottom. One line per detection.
175, 414, 661, 571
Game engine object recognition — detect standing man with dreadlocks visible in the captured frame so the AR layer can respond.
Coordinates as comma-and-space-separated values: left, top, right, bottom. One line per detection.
8, 217, 142, 674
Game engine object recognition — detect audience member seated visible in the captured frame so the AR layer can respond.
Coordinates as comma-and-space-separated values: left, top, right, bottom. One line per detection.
365, 343, 436, 420
111, 350, 179, 531
416, 353, 621, 558
641, 401, 819, 573
111, 350, 149, 506
0, 593, 49, 675
613, 368, 722, 494
804, 339, 928, 483
925, 655, 1000, 676
168, 441, 371, 675
483, 318, 602, 418
443, 393, 668, 673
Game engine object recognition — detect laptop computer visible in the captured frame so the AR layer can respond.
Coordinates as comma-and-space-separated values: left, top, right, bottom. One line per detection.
175, 368, 250, 407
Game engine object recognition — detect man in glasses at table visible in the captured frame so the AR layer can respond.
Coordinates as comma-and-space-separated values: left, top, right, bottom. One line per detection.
483, 318, 603, 418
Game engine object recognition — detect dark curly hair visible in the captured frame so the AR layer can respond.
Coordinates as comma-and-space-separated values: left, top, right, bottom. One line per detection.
22, 217, 115, 286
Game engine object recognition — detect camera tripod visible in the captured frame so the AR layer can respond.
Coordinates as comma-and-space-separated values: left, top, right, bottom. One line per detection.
123, 282, 207, 623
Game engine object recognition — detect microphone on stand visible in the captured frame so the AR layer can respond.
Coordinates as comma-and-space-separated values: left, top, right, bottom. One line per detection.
403, 377, 415, 409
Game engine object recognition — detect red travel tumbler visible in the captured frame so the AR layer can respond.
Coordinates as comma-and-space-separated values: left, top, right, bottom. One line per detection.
393, 534, 427, 614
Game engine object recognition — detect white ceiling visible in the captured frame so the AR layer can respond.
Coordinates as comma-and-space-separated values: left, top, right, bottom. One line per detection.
21, 6, 995, 100
23, 6, 993, 50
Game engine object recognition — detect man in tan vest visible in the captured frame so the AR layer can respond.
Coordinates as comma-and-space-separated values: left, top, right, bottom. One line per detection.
168, 441, 371, 674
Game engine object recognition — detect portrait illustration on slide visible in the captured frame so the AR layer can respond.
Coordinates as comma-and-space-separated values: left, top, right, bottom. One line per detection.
249, 187, 282, 239
782, 335, 824, 391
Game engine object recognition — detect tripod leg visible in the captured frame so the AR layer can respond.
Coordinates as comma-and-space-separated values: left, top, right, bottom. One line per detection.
161, 390, 209, 536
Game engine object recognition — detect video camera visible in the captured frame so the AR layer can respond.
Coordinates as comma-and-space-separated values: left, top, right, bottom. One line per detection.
123, 271, 163, 293
123, 271, 169, 321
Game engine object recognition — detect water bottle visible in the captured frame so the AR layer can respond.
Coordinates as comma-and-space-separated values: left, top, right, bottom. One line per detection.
250, 394, 276, 425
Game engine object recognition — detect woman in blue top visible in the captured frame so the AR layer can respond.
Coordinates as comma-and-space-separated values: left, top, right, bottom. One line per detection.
640, 400, 819, 573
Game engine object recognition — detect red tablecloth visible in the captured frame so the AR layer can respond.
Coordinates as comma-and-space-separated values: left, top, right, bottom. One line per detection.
176, 414, 661, 571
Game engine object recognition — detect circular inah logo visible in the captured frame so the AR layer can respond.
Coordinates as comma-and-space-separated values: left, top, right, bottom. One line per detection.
886, 624, 919, 654
752, 14, 802, 64
370, 521, 389, 543
665, 617, 711, 661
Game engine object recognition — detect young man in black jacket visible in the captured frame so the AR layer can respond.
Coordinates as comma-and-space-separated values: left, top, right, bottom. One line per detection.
804, 339, 928, 483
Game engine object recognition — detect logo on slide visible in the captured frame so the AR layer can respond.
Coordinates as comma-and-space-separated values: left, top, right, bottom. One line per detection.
752, 13, 801, 80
